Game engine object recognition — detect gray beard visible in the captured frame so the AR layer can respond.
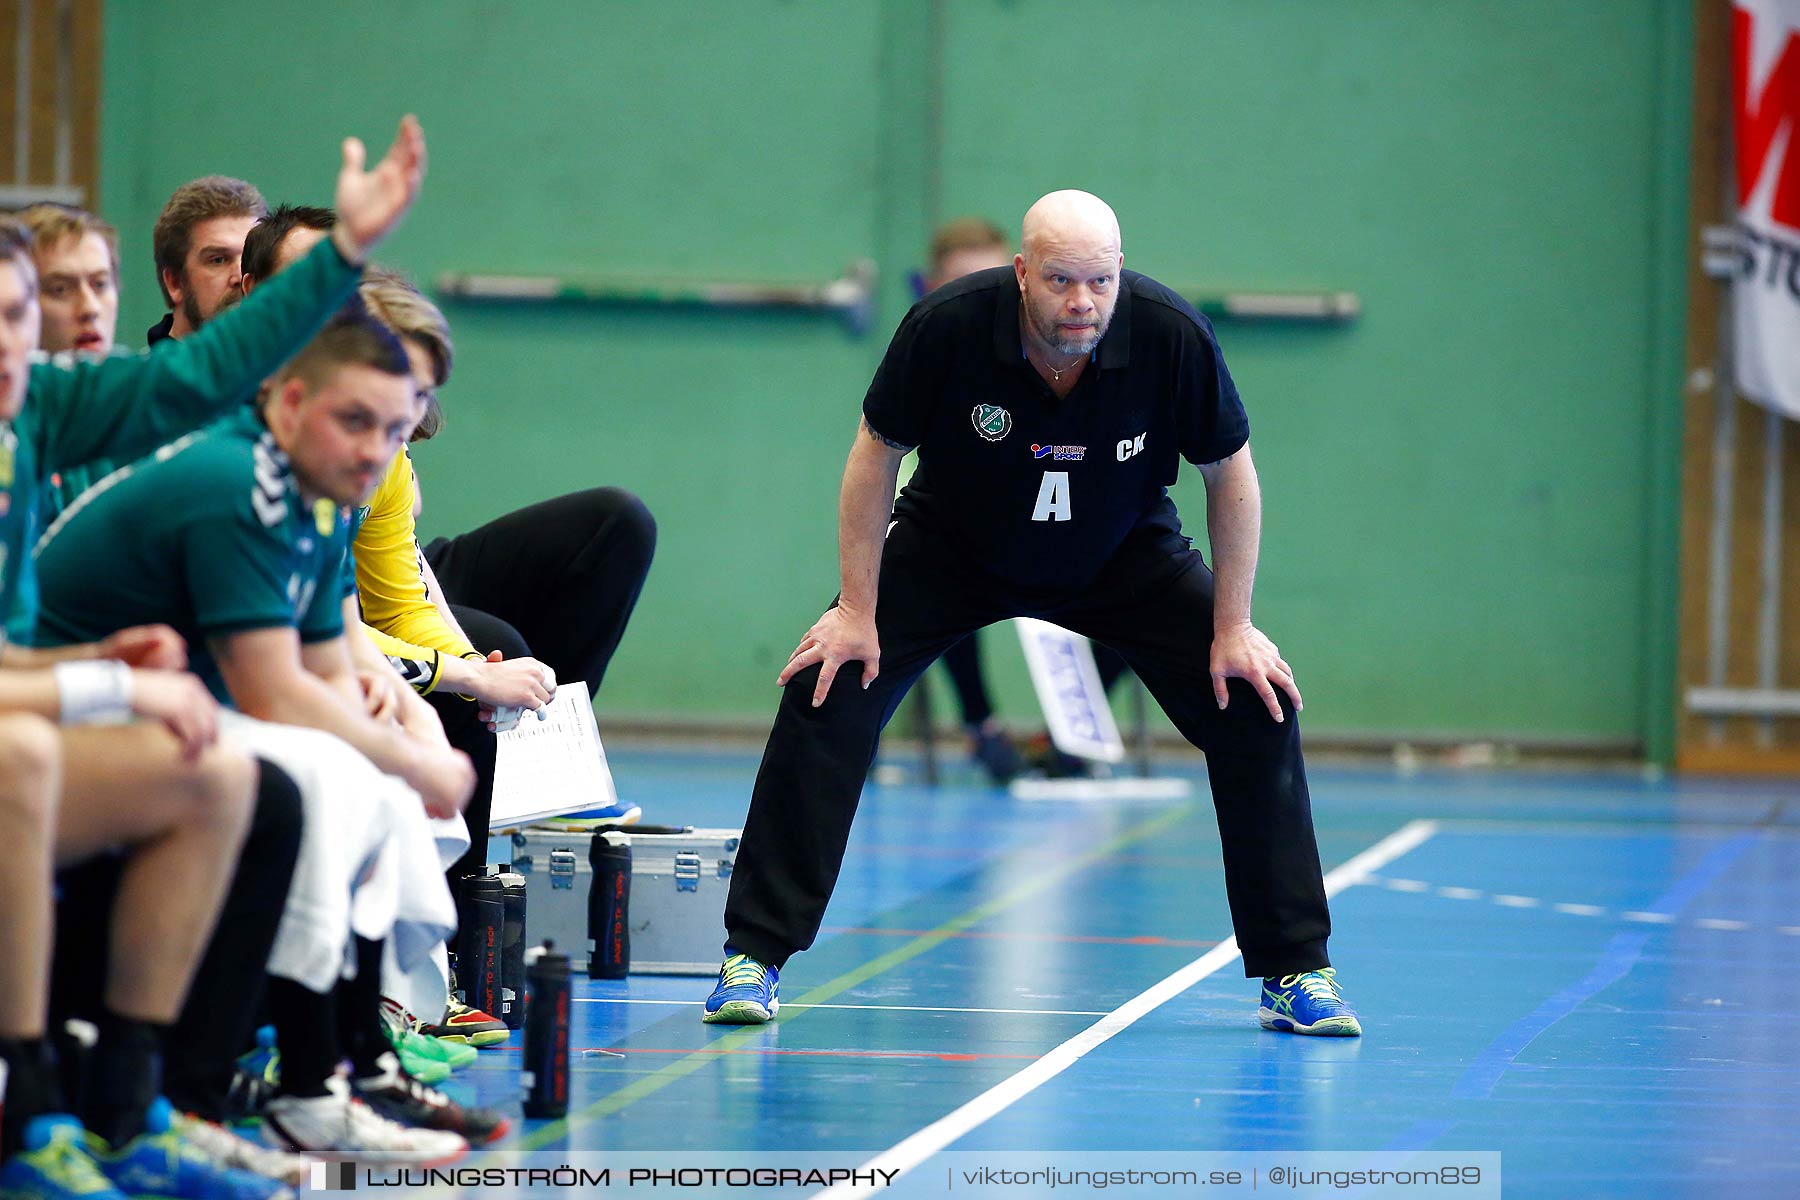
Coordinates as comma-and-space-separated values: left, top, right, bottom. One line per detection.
1049, 330, 1100, 356
1026, 295, 1108, 358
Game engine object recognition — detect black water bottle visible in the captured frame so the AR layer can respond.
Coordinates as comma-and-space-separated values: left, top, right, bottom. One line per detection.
495, 867, 528, 1030
457, 875, 505, 1019
522, 940, 571, 1119
588, 832, 631, 980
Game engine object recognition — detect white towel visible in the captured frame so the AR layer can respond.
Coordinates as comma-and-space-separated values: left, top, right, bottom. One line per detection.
219, 713, 460, 993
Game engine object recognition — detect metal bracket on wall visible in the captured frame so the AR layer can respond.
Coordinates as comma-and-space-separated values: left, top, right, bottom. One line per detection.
434, 260, 880, 335
1187, 291, 1360, 324
1700, 225, 1745, 280
1686, 687, 1800, 718
0, 185, 84, 207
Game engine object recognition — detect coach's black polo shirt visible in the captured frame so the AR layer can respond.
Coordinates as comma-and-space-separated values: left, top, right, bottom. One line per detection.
864, 266, 1248, 592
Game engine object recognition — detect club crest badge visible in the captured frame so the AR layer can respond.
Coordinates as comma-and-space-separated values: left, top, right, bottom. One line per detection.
972, 404, 1013, 442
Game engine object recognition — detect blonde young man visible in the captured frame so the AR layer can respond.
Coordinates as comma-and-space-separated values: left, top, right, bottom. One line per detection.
16, 205, 119, 357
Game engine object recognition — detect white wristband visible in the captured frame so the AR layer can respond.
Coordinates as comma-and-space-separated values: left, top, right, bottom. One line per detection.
53, 660, 134, 725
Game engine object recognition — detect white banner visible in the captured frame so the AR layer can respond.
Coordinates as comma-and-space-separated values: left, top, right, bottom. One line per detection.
1014, 618, 1125, 763
1733, 1, 1800, 417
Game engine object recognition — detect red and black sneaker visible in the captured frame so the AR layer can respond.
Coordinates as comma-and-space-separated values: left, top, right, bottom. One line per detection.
419, 997, 509, 1047
352, 1053, 510, 1146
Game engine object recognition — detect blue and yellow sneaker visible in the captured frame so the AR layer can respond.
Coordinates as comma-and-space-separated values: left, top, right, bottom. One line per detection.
222, 1025, 281, 1126
0, 1114, 127, 1200
87, 1098, 293, 1199
539, 801, 642, 831
701, 952, 779, 1025
1259, 968, 1362, 1037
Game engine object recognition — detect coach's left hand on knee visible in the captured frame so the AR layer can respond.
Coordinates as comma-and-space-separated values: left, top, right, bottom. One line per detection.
1210, 621, 1302, 722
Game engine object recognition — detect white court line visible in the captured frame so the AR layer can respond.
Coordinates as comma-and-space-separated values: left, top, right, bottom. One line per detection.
1554, 902, 1607, 917
814, 819, 1439, 1200
1372, 874, 1774, 933
574, 998, 1110, 1017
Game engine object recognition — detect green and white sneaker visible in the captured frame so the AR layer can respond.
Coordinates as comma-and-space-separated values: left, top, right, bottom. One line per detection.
380, 997, 476, 1071
396, 1029, 472, 1076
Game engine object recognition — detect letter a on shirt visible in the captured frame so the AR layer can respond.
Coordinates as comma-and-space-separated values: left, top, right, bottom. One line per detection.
1032, 471, 1072, 522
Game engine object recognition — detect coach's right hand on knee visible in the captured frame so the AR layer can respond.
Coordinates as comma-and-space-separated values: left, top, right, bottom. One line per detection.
778, 604, 880, 708
413, 747, 476, 819
128, 669, 220, 760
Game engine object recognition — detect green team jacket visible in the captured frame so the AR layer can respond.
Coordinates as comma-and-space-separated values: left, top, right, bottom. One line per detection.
40, 344, 136, 523
0, 236, 362, 649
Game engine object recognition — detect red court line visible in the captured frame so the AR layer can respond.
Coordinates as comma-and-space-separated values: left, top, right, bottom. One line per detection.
579, 1046, 1038, 1063
821, 925, 1218, 948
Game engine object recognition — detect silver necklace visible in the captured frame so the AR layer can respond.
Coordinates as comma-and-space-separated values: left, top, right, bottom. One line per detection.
1032, 350, 1085, 383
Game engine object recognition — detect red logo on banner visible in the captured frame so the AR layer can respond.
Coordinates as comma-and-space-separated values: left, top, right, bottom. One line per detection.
1735, 4, 1800, 228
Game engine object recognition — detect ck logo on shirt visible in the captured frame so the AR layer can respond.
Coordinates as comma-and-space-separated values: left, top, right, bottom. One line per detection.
972, 404, 1013, 442
1116, 432, 1147, 461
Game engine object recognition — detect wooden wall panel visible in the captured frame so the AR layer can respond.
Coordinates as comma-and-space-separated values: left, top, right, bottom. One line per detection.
67, 0, 97, 207
1676, 0, 1800, 773
1, 0, 102, 209
0, 1, 20, 182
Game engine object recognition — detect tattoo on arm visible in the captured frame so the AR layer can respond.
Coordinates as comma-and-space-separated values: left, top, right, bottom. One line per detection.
861, 418, 914, 453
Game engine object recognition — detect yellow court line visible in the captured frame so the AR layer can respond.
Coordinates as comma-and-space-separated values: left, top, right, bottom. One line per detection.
511, 801, 1197, 1150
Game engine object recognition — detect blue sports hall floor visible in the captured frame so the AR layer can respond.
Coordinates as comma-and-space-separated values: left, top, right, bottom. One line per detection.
417, 742, 1800, 1199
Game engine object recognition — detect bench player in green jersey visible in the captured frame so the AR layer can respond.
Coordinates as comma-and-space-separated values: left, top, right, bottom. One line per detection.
37, 304, 498, 1154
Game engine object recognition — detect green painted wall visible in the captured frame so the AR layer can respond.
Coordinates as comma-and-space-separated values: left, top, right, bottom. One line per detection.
98, 1, 1690, 749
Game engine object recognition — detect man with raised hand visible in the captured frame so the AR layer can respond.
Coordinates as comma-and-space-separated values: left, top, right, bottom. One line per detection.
704, 191, 1359, 1039
0, 218, 281, 1200
10, 115, 427, 650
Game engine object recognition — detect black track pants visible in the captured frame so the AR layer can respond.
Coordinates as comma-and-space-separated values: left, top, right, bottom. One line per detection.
430, 607, 528, 890
424, 487, 655, 697
722, 518, 1331, 980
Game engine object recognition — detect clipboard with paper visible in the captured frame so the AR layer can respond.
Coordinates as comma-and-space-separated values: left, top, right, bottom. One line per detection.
488, 680, 620, 830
